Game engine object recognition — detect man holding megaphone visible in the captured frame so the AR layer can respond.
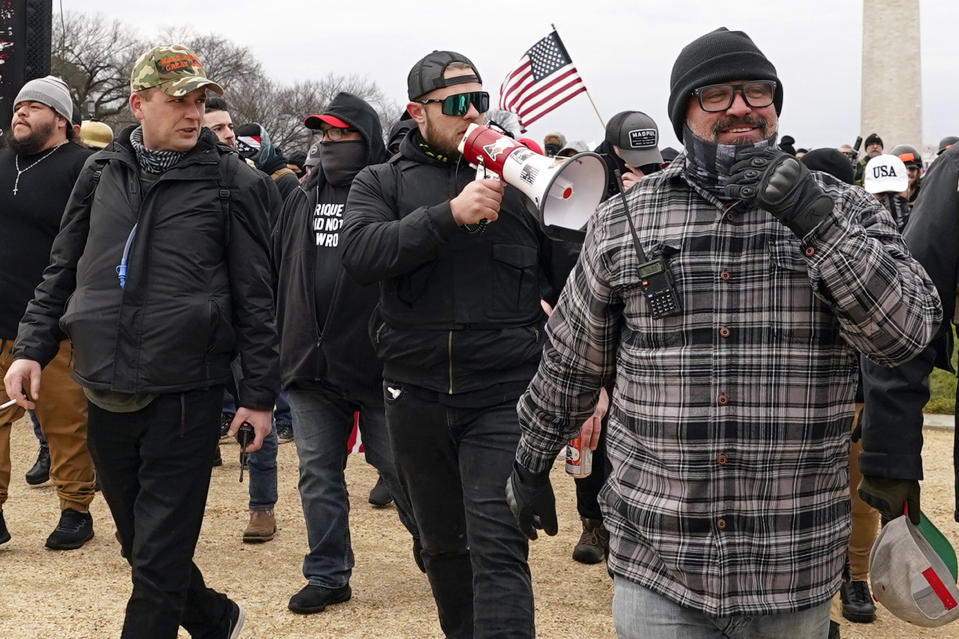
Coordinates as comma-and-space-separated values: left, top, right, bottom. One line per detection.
341, 51, 577, 639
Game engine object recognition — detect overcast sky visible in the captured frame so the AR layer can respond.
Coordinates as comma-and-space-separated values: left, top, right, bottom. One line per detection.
61, 0, 958, 152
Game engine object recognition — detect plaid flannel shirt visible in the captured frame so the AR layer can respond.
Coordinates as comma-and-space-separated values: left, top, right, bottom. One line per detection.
516, 154, 941, 616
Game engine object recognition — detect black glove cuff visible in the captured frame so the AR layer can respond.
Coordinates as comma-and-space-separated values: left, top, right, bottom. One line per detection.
514, 461, 550, 486
783, 194, 832, 238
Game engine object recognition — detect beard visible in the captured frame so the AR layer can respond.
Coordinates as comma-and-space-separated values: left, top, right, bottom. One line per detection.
422, 113, 462, 160
710, 115, 770, 145
7, 119, 57, 155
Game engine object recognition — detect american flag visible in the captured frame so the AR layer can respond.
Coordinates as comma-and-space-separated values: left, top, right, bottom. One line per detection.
499, 30, 587, 131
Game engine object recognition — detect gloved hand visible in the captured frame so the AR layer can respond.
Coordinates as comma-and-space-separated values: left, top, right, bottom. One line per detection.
725, 147, 834, 238
506, 462, 558, 540
858, 475, 921, 525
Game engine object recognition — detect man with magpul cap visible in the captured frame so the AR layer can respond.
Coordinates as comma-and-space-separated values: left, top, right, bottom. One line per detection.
341, 50, 574, 638
508, 27, 940, 637
5, 44, 279, 638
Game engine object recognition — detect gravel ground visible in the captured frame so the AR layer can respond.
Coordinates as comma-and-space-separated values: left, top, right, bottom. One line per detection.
1, 417, 958, 638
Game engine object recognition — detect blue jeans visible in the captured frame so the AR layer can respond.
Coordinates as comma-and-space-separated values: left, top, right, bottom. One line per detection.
287, 384, 415, 589
247, 420, 278, 510
612, 577, 832, 639
383, 383, 533, 639
30, 409, 47, 447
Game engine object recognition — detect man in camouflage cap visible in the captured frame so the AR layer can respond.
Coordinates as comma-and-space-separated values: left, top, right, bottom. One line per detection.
6, 43, 279, 639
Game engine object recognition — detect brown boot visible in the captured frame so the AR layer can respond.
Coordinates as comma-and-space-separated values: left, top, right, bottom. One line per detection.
243, 509, 276, 543
572, 517, 609, 564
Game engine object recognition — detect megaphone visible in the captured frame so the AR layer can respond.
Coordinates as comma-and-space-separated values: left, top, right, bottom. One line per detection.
458, 124, 608, 242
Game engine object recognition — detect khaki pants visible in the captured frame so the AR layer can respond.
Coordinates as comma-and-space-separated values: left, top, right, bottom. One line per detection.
0, 339, 94, 512
831, 403, 880, 621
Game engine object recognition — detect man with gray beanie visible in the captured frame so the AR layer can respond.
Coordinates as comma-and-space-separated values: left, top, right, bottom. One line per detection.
0, 75, 96, 550
508, 27, 941, 637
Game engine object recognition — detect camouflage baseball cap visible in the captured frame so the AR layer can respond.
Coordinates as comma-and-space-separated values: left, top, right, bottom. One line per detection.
130, 44, 224, 96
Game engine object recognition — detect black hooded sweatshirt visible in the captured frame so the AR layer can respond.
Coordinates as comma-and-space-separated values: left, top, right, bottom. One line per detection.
272, 92, 388, 392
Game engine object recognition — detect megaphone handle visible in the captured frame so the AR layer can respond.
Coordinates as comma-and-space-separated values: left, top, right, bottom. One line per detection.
475, 158, 500, 182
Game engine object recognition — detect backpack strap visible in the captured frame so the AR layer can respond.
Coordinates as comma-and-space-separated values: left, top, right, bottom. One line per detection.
217, 150, 240, 245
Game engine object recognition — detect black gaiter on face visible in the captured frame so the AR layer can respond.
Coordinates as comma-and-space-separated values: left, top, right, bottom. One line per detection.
319, 140, 367, 185
682, 124, 777, 199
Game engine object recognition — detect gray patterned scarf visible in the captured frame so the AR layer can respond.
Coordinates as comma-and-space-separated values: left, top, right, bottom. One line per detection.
130, 126, 185, 175
682, 124, 777, 199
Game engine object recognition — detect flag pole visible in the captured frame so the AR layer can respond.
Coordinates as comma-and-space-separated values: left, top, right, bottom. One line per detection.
551, 24, 605, 129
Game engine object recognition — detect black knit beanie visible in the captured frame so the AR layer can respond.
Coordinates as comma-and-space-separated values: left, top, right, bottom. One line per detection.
667, 27, 783, 140
801, 148, 855, 185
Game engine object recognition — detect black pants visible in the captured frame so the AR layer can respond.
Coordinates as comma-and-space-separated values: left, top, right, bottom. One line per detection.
383, 382, 533, 639
86, 387, 231, 639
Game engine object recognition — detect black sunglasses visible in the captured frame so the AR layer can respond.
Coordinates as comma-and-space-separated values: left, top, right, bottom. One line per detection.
416, 91, 490, 116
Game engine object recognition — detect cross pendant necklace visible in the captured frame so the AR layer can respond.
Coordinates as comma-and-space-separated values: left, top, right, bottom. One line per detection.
14, 142, 66, 195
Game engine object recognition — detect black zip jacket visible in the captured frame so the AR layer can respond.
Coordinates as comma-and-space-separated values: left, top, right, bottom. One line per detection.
860, 145, 959, 491
12, 126, 279, 409
341, 129, 573, 395
273, 91, 387, 392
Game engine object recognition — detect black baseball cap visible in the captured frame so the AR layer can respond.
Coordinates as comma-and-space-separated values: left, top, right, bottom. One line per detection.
605, 111, 663, 168
407, 51, 481, 100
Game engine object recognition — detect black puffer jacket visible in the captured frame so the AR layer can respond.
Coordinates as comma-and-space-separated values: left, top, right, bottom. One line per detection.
273, 92, 388, 392
13, 126, 279, 409
341, 129, 573, 395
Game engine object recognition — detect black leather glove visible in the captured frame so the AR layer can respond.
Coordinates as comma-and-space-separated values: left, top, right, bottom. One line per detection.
726, 147, 834, 238
506, 462, 558, 540
858, 475, 921, 525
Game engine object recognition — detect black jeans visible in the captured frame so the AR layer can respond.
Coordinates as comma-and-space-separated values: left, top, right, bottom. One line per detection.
86, 387, 231, 639
383, 382, 533, 639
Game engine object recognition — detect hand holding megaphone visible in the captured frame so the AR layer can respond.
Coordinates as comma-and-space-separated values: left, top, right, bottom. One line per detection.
451, 177, 502, 226
457, 123, 608, 242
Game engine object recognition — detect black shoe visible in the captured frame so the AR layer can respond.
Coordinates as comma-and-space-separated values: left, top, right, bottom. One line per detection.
212, 444, 223, 468
25, 445, 50, 485
0, 510, 10, 545
572, 517, 610, 564
840, 580, 876, 623
220, 413, 234, 440
828, 620, 841, 639
225, 600, 245, 639
288, 583, 351, 614
45, 508, 94, 550
368, 476, 393, 508
275, 422, 294, 444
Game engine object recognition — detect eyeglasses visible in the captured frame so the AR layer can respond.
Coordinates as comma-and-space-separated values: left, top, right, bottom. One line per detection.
415, 91, 490, 116
692, 81, 777, 112
318, 127, 358, 142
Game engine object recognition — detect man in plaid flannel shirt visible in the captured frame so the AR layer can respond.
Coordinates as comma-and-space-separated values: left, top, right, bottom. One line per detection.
506, 28, 942, 638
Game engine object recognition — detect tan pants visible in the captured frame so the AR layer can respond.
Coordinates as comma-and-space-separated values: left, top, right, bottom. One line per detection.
0, 339, 94, 512
830, 403, 880, 621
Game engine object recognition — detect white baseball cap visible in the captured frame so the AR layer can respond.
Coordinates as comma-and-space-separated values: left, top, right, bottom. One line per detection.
870, 512, 959, 627
864, 154, 909, 194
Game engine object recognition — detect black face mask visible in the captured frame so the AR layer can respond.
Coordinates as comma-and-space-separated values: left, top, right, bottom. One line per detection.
319, 140, 366, 185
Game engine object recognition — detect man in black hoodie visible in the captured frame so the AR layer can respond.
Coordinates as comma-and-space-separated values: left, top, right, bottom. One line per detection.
236, 121, 300, 200
273, 91, 417, 615
341, 51, 572, 639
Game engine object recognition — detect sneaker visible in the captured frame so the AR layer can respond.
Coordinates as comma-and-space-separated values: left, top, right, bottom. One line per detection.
45, 508, 94, 550
220, 413, 234, 440
368, 476, 393, 508
0, 510, 10, 545
226, 600, 245, 639
242, 509, 276, 543
840, 580, 876, 623
288, 583, 351, 615
572, 517, 609, 564
275, 422, 294, 444
212, 444, 223, 468
25, 445, 50, 485
828, 620, 841, 639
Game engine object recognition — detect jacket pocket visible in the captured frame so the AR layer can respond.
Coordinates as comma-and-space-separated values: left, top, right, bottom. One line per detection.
206, 298, 235, 355
488, 244, 539, 319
